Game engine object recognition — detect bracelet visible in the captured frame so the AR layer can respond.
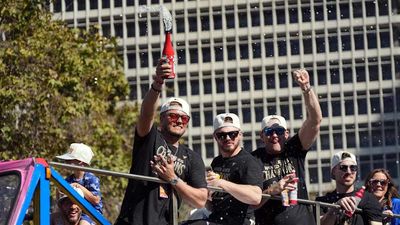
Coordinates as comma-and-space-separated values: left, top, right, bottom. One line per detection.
151, 84, 161, 94
302, 84, 311, 94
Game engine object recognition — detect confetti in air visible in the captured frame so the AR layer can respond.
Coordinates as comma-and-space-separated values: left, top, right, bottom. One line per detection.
138, 5, 172, 32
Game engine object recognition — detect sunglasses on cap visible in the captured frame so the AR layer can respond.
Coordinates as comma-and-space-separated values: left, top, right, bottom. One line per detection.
215, 131, 240, 141
369, 179, 390, 187
338, 164, 358, 173
263, 127, 286, 136
166, 112, 190, 124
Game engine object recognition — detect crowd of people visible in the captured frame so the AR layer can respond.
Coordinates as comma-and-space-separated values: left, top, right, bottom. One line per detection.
51, 59, 400, 225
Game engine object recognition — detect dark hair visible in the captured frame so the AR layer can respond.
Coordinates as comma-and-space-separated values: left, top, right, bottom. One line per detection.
364, 168, 400, 209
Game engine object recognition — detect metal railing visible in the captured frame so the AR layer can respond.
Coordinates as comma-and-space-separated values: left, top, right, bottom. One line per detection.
50, 162, 400, 225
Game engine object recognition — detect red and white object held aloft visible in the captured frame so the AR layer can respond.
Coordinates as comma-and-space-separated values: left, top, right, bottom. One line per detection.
344, 186, 366, 217
162, 31, 175, 79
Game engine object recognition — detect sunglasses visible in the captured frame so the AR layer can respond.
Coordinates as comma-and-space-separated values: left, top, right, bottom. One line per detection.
369, 179, 390, 186
166, 113, 190, 124
215, 131, 240, 141
338, 164, 358, 173
263, 127, 286, 136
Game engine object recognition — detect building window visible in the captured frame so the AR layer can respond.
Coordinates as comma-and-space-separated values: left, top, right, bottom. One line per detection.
386, 154, 398, 178
251, 8, 260, 26
343, 67, 353, 83
356, 66, 366, 82
302, 7, 311, 22
127, 21, 135, 37
330, 68, 340, 84
341, 34, 351, 51
365, 1, 376, 17
317, 69, 327, 85
303, 36, 312, 54
275, 8, 284, 24
263, 9, 273, 25
288, 7, 298, 23
340, 3, 350, 19
315, 5, 324, 21
346, 131, 356, 148
320, 133, 330, 150
214, 45, 224, 61
329, 35, 338, 52
253, 74, 262, 90
102, 0, 110, 8
191, 79, 199, 95
240, 43, 249, 59
352, 2, 363, 18
241, 76, 250, 91
367, 32, 377, 49
238, 10, 247, 27
225, 10, 235, 29
359, 155, 371, 180
201, 46, 211, 63
290, 39, 300, 55
203, 78, 212, 94
178, 80, 187, 96
331, 100, 341, 117
327, 4, 337, 20
214, 77, 223, 93
151, 20, 160, 35
201, 14, 210, 31
378, 0, 389, 16
359, 130, 369, 148
229, 76, 237, 92
345, 98, 354, 115
227, 44, 236, 60
189, 48, 198, 64
213, 11, 222, 30
188, 15, 197, 32
206, 142, 214, 158
354, 33, 364, 50
127, 53, 136, 69
265, 41, 274, 57
278, 39, 287, 56
252, 40, 261, 58
308, 159, 318, 184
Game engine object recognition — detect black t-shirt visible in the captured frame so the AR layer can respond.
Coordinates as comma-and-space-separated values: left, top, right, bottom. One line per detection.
207, 149, 263, 225
251, 134, 316, 225
115, 125, 207, 225
315, 190, 383, 225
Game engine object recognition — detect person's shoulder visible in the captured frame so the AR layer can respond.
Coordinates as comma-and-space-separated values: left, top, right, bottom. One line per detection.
316, 191, 337, 203
251, 147, 264, 157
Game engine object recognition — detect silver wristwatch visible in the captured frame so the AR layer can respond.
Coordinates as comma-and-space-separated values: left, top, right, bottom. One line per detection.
169, 176, 180, 186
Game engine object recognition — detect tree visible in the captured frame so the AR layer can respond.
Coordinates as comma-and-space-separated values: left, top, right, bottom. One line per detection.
0, 0, 139, 221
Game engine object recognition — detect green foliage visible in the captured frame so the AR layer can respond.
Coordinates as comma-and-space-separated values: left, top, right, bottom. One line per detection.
0, 0, 139, 221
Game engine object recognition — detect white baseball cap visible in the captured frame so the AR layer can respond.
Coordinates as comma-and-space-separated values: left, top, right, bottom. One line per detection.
58, 186, 84, 204
160, 97, 190, 116
331, 150, 357, 172
213, 113, 241, 132
56, 143, 94, 165
261, 115, 287, 130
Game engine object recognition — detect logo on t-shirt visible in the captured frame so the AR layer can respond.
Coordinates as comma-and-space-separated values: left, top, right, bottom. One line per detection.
262, 157, 295, 181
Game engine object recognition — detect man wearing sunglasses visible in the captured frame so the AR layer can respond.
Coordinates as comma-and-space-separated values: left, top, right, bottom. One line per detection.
115, 59, 208, 225
194, 113, 263, 225
251, 69, 322, 225
316, 151, 382, 225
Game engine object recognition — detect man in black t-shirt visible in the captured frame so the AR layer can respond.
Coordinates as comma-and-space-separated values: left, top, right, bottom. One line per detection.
316, 151, 382, 225
186, 113, 263, 225
115, 59, 208, 225
251, 69, 322, 225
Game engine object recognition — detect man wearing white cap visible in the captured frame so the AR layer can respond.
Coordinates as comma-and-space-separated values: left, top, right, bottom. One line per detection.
115, 59, 207, 225
51, 186, 85, 225
251, 69, 322, 225
316, 151, 382, 225
56, 143, 102, 225
189, 113, 263, 225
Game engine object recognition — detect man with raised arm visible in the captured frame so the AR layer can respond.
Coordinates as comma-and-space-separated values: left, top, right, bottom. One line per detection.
251, 69, 322, 225
115, 58, 208, 225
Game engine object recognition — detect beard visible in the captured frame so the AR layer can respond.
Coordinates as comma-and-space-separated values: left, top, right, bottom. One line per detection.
219, 140, 240, 153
